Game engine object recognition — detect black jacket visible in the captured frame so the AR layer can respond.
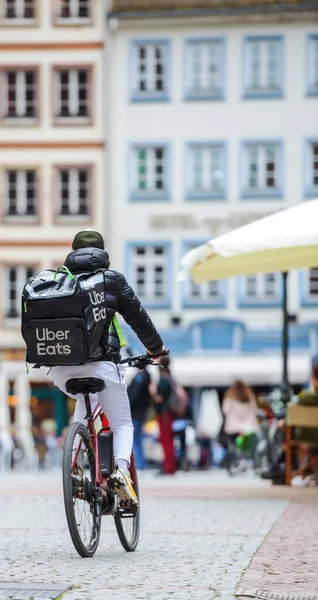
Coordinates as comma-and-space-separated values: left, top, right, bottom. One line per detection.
64, 247, 163, 363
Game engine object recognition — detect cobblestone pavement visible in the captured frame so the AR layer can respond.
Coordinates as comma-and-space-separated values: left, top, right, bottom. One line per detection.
238, 500, 318, 598
0, 470, 289, 600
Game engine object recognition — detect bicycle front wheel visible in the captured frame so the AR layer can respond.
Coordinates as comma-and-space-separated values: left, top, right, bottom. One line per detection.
63, 422, 101, 557
114, 453, 140, 552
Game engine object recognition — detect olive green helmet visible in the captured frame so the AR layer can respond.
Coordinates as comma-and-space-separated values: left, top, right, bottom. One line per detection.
72, 228, 104, 251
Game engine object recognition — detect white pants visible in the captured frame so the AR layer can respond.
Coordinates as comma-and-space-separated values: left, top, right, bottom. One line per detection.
51, 361, 133, 464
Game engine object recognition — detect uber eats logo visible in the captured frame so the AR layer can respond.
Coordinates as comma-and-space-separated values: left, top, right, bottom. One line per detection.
89, 290, 106, 322
36, 328, 71, 356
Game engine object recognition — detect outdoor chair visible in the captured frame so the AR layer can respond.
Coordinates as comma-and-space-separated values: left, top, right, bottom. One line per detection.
285, 404, 318, 485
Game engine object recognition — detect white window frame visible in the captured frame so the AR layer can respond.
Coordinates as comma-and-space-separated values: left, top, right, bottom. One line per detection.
129, 244, 171, 308
4, 265, 35, 322
301, 268, 318, 306
1, 0, 36, 23
244, 36, 283, 98
54, 0, 92, 24
130, 144, 169, 201
57, 167, 91, 218
185, 38, 225, 100
309, 268, 318, 297
305, 140, 318, 197
241, 141, 282, 198
239, 272, 281, 306
54, 68, 90, 122
130, 40, 170, 101
3, 169, 37, 219
182, 243, 226, 308
2, 69, 37, 122
186, 142, 226, 199
307, 35, 318, 96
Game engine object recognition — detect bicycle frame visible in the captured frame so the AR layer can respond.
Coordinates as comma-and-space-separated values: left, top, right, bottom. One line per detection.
71, 392, 110, 490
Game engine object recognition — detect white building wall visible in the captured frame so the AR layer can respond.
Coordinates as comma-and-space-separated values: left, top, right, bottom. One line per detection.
108, 17, 318, 331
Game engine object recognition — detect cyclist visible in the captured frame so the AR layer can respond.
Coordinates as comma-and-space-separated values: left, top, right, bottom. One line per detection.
50, 229, 164, 506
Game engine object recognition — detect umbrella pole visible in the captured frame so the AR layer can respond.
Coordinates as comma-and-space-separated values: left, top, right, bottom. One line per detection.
281, 271, 292, 404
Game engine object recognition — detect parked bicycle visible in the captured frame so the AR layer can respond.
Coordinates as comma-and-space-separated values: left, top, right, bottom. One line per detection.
62, 351, 168, 557
253, 391, 286, 475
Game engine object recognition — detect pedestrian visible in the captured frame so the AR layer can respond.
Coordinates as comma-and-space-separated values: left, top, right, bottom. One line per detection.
153, 355, 177, 475
127, 367, 152, 470
23, 228, 165, 505
0, 428, 14, 471
222, 379, 259, 443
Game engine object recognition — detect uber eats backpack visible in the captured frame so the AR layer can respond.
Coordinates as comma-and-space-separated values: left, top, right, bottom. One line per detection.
21, 265, 108, 367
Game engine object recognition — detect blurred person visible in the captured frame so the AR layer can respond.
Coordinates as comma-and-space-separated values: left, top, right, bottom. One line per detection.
153, 355, 176, 475
0, 428, 14, 471
223, 379, 259, 442
42, 420, 59, 469
127, 367, 153, 470
196, 389, 224, 470
295, 363, 318, 444
32, 425, 48, 470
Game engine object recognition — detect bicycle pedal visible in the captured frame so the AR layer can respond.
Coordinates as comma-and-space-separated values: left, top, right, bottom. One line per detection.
119, 499, 129, 507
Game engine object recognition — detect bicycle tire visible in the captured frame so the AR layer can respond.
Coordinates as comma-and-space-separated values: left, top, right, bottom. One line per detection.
114, 453, 140, 552
63, 422, 101, 558
226, 449, 247, 477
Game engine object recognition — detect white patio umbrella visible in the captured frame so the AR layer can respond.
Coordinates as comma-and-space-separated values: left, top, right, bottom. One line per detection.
179, 198, 318, 400
179, 198, 318, 283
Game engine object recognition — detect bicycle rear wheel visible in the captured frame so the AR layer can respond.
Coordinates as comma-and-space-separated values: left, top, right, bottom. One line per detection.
63, 422, 101, 557
114, 454, 140, 552
226, 448, 247, 476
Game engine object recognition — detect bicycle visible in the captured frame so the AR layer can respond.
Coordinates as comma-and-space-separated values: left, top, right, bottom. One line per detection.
62, 351, 168, 557
225, 431, 257, 476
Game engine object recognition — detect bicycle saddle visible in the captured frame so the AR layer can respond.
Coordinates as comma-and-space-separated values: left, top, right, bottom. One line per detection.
66, 377, 105, 395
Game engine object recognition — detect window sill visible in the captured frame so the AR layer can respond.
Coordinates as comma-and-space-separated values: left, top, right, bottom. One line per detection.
53, 18, 93, 27
238, 301, 282, 308
2, 215, 39, 224
243, 91, 284, 100
0, 19, 37, 27
130, 193, 170, 202
300, 299, 318, 307
53, 117, 92, 126
3, 318, 21, 328
240, 192, 283, 200
182, 301, 226, 309
184, 92, 224, 102
304, 190, 318, 198
141, 301, 171, 310
2, 118, 38, 127
54, 214, 91, 224
306, 89, 318, 97
185, 193, 226, 201
130, 95, 170, 103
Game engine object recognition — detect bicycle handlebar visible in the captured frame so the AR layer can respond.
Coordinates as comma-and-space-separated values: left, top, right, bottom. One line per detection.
120, 349, 169, 369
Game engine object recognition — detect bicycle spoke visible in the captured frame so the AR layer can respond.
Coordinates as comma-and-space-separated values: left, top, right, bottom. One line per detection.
63, 422, 101, 557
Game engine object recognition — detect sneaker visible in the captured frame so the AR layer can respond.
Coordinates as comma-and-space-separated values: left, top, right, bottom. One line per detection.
291, 475, 312, 487
108, 466, 138, 506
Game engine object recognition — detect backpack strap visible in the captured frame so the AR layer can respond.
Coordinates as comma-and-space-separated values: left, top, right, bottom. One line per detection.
53, 265, 75, 280
110, 314, 127, 348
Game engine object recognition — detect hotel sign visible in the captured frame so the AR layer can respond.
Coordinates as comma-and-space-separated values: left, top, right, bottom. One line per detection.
150, 212, 272, 233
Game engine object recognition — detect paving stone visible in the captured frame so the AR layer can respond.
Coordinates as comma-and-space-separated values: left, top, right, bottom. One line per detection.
238, 501, 318, 597
0, 471, 288, 600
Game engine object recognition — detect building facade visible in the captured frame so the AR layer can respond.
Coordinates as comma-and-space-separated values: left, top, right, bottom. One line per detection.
107, 0, 318, 345
0, 0, 107, 438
